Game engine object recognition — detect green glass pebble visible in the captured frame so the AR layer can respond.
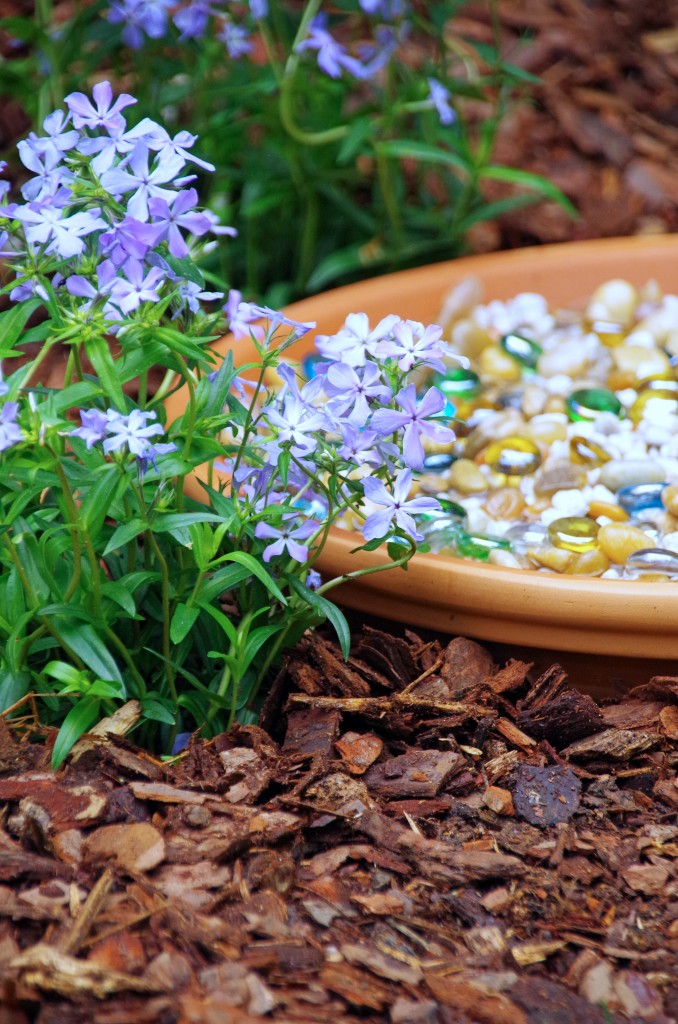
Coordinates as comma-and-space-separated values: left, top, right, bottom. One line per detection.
625, 548, 678, 575
432, 366, 481, 398
454, 531, 512, 561
483, 435, 542, 476
548, 516, 600, 553
617, 483, 667, 514
566, 387, 622, 421
504, 522, 550, 552
421, 497, 467, 522
421, 452, 457, 473
569, 435, 611, 467
500, 332, 542, 369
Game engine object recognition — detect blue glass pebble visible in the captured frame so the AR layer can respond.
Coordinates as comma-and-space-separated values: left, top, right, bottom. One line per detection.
617, 483, 667, 514
294, 497, 328, 518
421, 452, 457, 473
301, 353, 325, 379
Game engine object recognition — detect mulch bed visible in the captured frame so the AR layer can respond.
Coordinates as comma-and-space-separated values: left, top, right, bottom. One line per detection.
2, 627, 677, 1023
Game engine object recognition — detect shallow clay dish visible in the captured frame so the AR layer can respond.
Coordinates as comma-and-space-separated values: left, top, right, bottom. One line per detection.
165, 236, 678, 661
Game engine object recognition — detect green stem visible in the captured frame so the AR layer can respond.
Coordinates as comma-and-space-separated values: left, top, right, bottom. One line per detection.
145, 528, 177, 705
104, 626, 147, 698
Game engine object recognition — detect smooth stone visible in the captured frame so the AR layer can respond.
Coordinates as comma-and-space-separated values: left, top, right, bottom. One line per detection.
449, 319, 494, 359
534, 459, 586, 496
612, 344, 671, 385
588, 500, 628, 522
625, 548, 678, 574
569, 435, 611, 467
521, 383, 548, 419
617, 483, 667, 514
483, 436, 542, 476
483, 487, 526, 520
563, 548, 610, 576
640, 377, 678, 393
455, 531, 512, 561
478, 345, 522, 381
421, 452, 457, 473
566, 387, 622, 422
500, 332, 542, 369
487, 549, 523, 569
527, 546, 574, 572
597, 522, 657, 563
432, 366, 481, 398
537, 339, 590, 378
662, 484, 678, 517
504, 522, 550, 553
585, 279, 638, 325
547, 516, 600, 553
463, 409, 526, 459
629, 389, 678, 424
599, 459, 666, 491
449, 458, 488, 494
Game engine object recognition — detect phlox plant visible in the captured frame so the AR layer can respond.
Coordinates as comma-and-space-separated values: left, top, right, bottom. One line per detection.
0, 0, 573, 303
0, 85, 461, 766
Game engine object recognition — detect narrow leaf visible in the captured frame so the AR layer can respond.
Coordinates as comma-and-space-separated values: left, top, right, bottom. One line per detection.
52, 696, 100, 769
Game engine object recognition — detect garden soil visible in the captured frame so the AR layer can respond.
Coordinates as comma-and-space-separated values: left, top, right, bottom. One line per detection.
3, 1, 678, 1021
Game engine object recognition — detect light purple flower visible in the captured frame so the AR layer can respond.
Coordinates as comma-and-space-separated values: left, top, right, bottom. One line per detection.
337, 424, 389, 467
249, 0, 268, 16
263, 395, 326, 457
218, 19, 252, 58
77, 120, 140, 176
65, 80, 137, 132
224, 289, 264, 340
316, 311, 400, 367
0, 401, 22, 452
25, 111, 79, 164
305, 569, 322, 590
109, 259, 165, 313
254, 514, 318, 563
99, 215, 158, 266
376, 320, 452, 372
428, 78, 455, 126
17, 144, 71, 202
249, 304, 316, 339
100, 144, 185, 221
361, 469, 439, 542
102, 409, 165, 456
296, 15, 364, 79
66, 260, 122, 319
13, 203, 105, 258
71, 409, 109, 447
173, 0, 218, 39
147, 189, 213, 257
134, 123, 215, 173
106, 0, 173, 47
137, 440, 178, 474
174, 280, 224, 315
324, 361, 391, 424
370, 384, 455, 470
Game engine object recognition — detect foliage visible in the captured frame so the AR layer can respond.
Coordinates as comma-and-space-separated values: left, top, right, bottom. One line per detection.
0, 0, 573, 303
0, 85, 464, 765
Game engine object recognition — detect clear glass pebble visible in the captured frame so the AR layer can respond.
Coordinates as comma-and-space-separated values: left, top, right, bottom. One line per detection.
504, 522, 550, 553
625, 548, 678, 575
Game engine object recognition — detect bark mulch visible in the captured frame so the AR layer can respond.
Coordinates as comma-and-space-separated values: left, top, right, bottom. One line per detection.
2, 627, 677, 1023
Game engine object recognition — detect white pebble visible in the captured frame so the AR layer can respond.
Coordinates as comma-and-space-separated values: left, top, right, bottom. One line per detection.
661, 531, 678, 554
550, 489, 590, 516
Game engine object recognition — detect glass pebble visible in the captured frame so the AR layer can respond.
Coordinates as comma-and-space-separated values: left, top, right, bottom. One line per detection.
421, 499, 467, 526
566, 387, 622, 421
432, 366, 481, 398
294, 497, 328, 518
589, 319, 626, 347
569, 435, 611, 467
483, 436, 542, 476
617, 483, 667, 514
301, 353, 325, 379
499, 332, 542, 369
421, 452, 457, 473
454, 531, 512, 561
548, 516, 600, 553
504, 522, 550, 553
625, 548, 678, 575
628, 389, 678, 424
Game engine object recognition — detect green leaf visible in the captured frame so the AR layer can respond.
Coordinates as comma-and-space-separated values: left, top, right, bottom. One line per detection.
376, 139, 469, 175
140, 695, 176, 725
83, 335, 126, 410
152, 512, 226, 532
479, 165, 578, 216
80, 465, 128, 541
102, 518, 146, 556
51, 696, 101, 770
196, 600, 239, 646
0, 298, 42, 357
164, 255, 204, 288
50, 381, 102, 415
286, 575, 351, 659
170, 602, 201, 644
220, 551, 286, 604
198, 563, 253, 604
240, 624, 283, 677
55, 620, 124, 684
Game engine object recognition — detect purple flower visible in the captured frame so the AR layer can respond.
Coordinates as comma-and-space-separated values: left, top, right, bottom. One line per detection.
0, 401, 22, 452
360, 0, 408, 15
106, 0, 173, 47
71, 409, 109, 447
135, 123, 215, 173
65, 80, 137, 132
218, 19, 252, 58
361, 469, 439, 542
305, 568, 322, 589
355, 25, 398, 80
17, 144, 71, 202
337, 424, 390, 466
249, 305, 316, 339
296, 15, 364, 79
324, 361, 391, 425
376, 320, 452, 372
249, 0, 268, 16
99, 216, 158, 266
109, 259, 165, 313
76, 120, 140, 176
66, 260, 122, 319
263, 394, 326, 457
316, 311, 400, 367
102, 409, 165, 456
173, 0, 218, 39
100, 144, 185, 221
25, 111, 79, 164
13, 202, 105, 258
254, 514, 318, 563
428, 78, 455, 126
174, 280, 224, 315
137, 440, 178, 474
147, 189, 213, 257
370, 384, 455, 470
223, 289, 264, 340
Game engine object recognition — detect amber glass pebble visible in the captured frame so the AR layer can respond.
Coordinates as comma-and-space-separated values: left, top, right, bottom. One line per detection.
628, 389, 678, 424
589, 320, 626, 347
483, 436, 542, 476
499, 333, 542, 369
548, 516, 600, 553
566, 388, 622, 421
569, 435, 611, 467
